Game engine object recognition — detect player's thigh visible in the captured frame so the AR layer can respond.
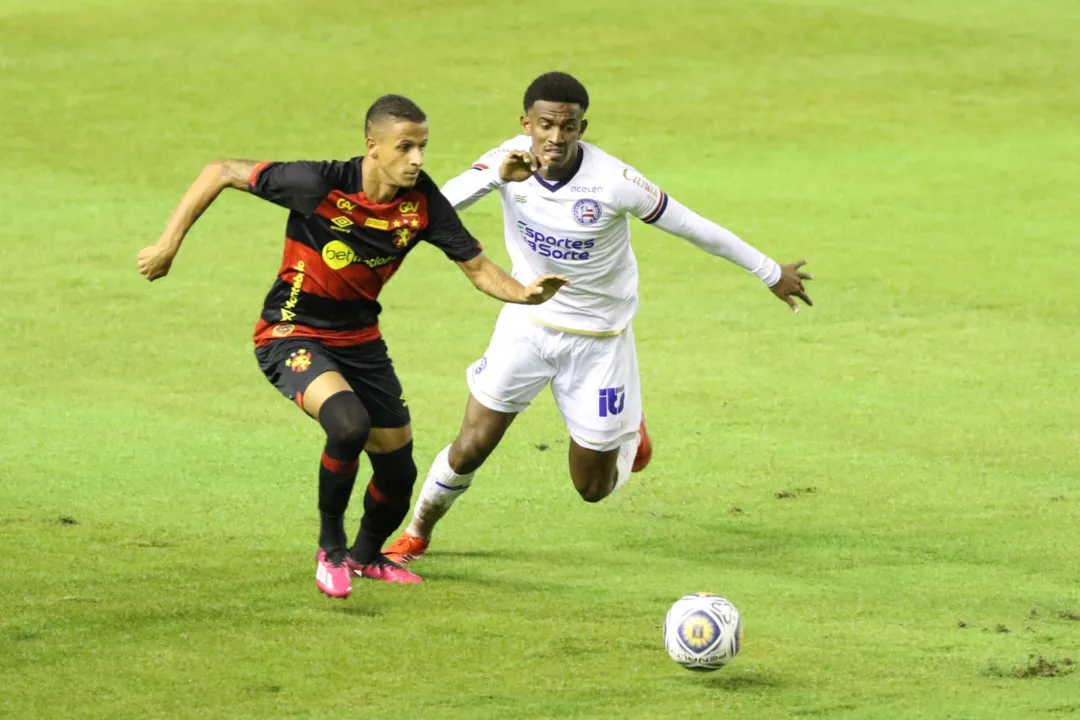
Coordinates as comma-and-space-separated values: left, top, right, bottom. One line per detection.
366, 425, 413, 454
467, 307, 554, 414
330, 340, 413, 453
255, 339, 351, 419
551, 326, 642, 453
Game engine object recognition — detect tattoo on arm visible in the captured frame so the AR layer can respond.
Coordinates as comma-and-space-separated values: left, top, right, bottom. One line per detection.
219, 159, 260, 190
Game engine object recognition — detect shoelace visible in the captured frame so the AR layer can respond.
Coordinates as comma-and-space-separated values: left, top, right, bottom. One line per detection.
324, 549, 348, 567
372, 554, 405, 570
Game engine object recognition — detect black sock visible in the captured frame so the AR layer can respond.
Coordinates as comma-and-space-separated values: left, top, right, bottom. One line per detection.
351, 442, 417, 563
319, 513, 347, 560
318, 450, 358, 552
350, 528, 384, 566
316, 392, 371, 554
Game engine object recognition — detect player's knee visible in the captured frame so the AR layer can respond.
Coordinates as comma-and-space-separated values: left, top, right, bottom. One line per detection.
319, 392, 371, 458
336, 421, 370, 455
576, 474, 616, 503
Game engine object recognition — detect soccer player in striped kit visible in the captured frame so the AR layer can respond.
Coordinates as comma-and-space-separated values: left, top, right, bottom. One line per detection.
137, 95, 566, 597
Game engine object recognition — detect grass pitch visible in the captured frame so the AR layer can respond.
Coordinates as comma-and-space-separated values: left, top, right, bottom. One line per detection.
2, 0, 1078, 717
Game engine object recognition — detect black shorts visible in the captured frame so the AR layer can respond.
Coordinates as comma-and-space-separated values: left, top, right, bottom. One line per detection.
255, 338, 410, 428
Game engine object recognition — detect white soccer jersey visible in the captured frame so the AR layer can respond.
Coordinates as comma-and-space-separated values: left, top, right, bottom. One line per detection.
442, 136, 666, 333
442, 135, 781, 335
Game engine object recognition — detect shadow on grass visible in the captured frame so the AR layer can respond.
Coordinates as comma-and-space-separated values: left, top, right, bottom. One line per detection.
334, 604, 382, 618
692, 667, 786, 691
418, 569, 566, 593
428, 549, 545, 561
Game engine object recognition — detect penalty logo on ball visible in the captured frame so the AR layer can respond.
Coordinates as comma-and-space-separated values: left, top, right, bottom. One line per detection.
676, 610, 722, 654
663, 593, 742, 672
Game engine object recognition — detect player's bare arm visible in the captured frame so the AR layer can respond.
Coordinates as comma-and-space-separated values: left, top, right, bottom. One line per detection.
456, 254, 568, 305
136, 159, 259, 281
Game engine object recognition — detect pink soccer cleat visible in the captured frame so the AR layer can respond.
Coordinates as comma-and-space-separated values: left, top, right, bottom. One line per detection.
315, 549, 352, 598
347, 554, 424, 584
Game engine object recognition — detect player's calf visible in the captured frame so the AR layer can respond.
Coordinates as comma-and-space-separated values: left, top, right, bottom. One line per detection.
316, 392, 370, 555
349, 440, 417, 565
449, 397, 516, 474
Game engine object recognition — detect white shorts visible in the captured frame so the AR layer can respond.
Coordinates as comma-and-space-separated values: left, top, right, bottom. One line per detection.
466, 305, 642, 452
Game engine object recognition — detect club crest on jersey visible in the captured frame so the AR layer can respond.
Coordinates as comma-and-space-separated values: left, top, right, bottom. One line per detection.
572, 198, 602, 226
393, 227, 415, 248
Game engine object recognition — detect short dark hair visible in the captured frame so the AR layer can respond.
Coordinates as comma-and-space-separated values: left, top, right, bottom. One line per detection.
365, 94, 426, 134
523, 72, 589, 113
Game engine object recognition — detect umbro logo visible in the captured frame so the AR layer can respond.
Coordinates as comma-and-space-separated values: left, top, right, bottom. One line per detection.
514, 195, 527, 204
330, 216, 354, 232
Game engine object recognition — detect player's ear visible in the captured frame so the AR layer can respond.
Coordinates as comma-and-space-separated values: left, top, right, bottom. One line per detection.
519, 114, 530, 134
365, 135, 378, 159
579, 118, 588, 137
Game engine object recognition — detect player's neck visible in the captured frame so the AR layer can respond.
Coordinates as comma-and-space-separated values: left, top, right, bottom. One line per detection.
361, 157, 401, 204
536, 145, 581, 182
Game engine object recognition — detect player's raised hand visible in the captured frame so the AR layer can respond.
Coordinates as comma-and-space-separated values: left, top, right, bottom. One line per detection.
522, 274, 569, 304
499, 151, 542, 182
769, 260, 813, 313
137, 244, 176, 281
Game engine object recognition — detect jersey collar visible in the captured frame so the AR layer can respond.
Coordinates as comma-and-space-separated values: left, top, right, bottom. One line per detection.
532, 145, 585, 193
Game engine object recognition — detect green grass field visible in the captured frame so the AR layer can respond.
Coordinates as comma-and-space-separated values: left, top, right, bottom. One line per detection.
2, 0, 1079, 717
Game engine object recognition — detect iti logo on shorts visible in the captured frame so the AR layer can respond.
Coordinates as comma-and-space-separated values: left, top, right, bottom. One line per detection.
572, 198, 602, 226
474, 357, 488, 375
598, 386, 625, 418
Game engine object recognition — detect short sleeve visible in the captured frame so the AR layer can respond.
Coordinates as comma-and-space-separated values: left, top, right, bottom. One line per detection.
247, 160, 338, 216
617, 166, 670, 225
423, 186, 483, 262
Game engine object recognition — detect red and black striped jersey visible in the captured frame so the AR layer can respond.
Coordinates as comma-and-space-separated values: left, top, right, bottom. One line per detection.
247, 157, 482, 347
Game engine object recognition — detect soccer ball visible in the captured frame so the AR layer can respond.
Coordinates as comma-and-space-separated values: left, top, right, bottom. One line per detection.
663, 593, 742, 671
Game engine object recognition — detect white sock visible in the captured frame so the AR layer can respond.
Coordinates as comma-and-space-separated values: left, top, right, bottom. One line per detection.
405, 446, 476, 539
614, 432, 641, 491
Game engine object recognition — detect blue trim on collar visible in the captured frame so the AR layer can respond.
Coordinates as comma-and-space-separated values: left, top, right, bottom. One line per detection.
532, 146, 585, 192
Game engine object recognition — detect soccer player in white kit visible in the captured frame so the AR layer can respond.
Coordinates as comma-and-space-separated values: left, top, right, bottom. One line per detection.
385, 72, 812, 564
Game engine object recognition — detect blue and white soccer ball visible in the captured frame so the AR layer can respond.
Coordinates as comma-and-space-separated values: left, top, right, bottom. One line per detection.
663, 593, 743, 671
